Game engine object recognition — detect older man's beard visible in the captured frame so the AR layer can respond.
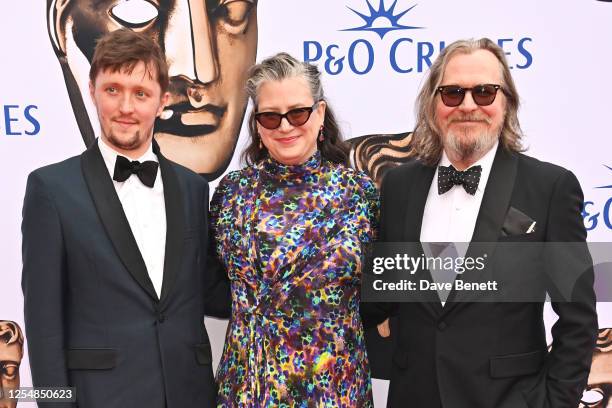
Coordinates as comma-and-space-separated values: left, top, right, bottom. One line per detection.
442, 114, 501, 163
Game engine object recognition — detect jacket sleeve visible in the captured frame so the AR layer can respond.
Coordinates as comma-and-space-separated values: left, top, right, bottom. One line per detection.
21, 172, 76, 407
542, 170, 598, 407
360, 169, 399, 328
202, 177, 231, 319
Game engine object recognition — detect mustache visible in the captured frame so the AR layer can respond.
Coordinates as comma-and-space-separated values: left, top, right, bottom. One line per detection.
448, 114, 492, 124
112, 116, 139, 123
165, 101, 226, 117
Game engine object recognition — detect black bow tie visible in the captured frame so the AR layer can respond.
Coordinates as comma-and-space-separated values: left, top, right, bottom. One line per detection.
113, 155, 159, 187
437, 164, 482, 195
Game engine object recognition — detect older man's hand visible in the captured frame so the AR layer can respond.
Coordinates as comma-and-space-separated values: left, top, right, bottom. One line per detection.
377, 318, 391, 338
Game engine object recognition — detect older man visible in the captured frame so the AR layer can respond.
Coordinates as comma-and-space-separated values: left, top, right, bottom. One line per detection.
362, 38, 598, 408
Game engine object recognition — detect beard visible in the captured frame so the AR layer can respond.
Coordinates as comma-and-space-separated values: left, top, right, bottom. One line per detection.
104, 119, 154, 153
106, 130, 143, 152
442, 114, 501, 163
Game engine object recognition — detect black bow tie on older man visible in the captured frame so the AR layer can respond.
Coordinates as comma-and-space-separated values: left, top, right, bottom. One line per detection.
113, 155, 159, 187
437, 164, 482, 195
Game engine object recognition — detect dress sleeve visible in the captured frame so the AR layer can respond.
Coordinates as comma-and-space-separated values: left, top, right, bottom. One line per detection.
209, 172, 236, 261
357, 172, 380, 244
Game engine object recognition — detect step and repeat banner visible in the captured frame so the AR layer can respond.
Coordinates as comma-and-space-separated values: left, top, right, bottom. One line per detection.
2, 1, 612, 406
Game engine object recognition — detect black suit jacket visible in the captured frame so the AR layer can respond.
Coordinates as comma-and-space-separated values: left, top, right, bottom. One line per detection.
21, 140, 230, 408
362, 146, 598, 408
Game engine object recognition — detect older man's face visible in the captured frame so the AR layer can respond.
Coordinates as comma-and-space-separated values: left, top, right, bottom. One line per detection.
0, 341, 20, 408
49, 0, 258, 179
435, 50, 505, 162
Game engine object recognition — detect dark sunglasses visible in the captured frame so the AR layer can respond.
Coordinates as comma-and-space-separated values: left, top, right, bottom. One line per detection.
437, 84, 502, 107
255, 101, 320, 129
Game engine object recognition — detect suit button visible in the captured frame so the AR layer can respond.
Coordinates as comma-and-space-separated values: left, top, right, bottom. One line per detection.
437, 321, 447, 331
157, 313, 166, 323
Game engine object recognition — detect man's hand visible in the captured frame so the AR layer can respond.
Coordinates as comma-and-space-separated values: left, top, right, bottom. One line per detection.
377, 318, 390, 337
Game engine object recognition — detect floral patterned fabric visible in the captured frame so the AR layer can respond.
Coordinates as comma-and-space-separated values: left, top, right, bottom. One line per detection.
211, 151, 378, 407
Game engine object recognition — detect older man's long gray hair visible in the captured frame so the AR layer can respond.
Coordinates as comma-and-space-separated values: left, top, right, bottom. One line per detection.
412, 38, 524, 166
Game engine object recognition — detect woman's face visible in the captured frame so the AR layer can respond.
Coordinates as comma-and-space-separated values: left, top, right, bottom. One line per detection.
255, 77, 326, 166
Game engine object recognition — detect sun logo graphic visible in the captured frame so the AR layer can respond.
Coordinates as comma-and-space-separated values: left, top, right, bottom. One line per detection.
595, 165, 612, 190
341, 0, 424, 39
303, 0, 430, 76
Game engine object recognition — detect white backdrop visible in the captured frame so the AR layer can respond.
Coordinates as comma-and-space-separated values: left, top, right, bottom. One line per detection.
2, 1, 612, 406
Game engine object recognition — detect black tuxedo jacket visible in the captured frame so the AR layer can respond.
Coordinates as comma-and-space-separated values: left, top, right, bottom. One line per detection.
362, 146, 598, 408
21, 140, 230, 408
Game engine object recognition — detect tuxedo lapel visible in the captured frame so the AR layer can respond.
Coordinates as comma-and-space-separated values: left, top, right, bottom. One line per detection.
81, 141, 159, 301
470, 146, 518, 244
402, 164, 443, 316
154, 141, 185, 306
403, 164, 435, 242
441, 146, 518, 316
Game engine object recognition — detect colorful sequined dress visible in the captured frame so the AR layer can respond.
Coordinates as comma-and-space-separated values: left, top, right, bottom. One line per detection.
211, 151, 378, 407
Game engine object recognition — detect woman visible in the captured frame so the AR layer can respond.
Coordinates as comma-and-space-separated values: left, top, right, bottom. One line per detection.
211, 53, 378, 407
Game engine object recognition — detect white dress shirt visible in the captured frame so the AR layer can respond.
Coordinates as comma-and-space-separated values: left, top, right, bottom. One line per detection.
98, 138, 167, 297
420, 141, 498, 245
420, 142, 498, 304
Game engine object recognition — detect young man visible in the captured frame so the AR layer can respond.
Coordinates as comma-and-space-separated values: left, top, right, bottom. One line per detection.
21, 29, 228, 407
363, 38, 598, 408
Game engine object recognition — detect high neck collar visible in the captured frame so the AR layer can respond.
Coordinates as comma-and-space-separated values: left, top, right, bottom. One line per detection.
261, 151, 322, 181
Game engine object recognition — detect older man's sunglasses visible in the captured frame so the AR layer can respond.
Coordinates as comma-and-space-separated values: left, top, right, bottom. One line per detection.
437, 84, 502, 107
255, 102, 320, 129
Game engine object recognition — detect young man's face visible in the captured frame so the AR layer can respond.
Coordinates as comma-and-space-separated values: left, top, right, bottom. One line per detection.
49, 0, 258, 178
89, 62, 169, 158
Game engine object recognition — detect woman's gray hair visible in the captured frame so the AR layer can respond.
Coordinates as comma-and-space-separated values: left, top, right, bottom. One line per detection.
246, 52, 323, 106
242, 52, 348, 165
412, 38, 525, 166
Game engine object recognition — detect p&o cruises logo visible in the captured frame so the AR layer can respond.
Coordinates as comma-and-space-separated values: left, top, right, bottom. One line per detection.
303, 0, 534, 76
583, 165, 612, 231
1, 104, 40, 136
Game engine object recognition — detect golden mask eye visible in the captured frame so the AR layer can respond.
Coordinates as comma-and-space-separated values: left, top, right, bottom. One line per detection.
1, 363, 18, 380
110, 0, 159, 28
581, 388, 604, 406
214, 0, 255, 34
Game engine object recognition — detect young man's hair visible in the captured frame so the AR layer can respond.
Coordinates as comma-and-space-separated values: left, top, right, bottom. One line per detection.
89, 29, 169, 93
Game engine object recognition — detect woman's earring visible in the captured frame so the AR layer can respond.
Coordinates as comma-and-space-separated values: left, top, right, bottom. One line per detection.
258, 134, 263, 149
318, 126, 324, 142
